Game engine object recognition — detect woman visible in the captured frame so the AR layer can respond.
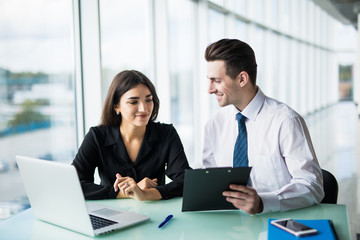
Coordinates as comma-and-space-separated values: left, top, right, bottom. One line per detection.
72, 70, 190, 200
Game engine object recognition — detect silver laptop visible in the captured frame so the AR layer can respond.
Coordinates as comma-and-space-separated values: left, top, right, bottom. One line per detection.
16, 155, 150, 237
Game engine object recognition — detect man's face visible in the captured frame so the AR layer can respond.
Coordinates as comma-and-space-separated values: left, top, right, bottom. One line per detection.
207, 60, 241, 107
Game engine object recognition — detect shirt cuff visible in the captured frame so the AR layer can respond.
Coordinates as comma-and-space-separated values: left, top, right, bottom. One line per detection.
258, 192, 280, 213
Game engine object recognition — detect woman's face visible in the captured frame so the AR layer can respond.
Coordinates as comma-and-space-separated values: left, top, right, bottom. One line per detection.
114, 84, 154, 128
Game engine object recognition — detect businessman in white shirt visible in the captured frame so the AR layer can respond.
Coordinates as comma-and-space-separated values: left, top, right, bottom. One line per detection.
202, 39, 324, 214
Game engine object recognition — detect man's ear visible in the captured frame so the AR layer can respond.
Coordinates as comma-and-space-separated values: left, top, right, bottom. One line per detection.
237, 71, 249, 87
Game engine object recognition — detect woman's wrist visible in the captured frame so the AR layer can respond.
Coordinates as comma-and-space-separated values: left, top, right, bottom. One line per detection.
138, 188, 162, 201
115, 184, 162, 201
116, 190, 130, 199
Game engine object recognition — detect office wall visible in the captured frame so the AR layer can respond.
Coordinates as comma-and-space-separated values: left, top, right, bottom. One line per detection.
0, 0, 348, 218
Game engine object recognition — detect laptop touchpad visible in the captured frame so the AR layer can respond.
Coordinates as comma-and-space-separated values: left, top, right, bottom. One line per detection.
92, 208, 123, 217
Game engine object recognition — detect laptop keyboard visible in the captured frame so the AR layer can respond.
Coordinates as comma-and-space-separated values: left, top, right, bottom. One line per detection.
89, 214, 118, 230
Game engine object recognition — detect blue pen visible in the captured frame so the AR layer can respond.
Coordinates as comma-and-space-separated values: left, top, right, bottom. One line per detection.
158, 214, 173, 228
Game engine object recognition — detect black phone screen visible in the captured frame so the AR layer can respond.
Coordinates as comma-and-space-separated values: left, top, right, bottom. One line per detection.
277, 219, 314, 232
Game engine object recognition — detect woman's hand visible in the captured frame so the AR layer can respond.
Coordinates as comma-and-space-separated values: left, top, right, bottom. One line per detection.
114, 173, 143, 200
137, 177, 158, 190
113, 174, 161, 201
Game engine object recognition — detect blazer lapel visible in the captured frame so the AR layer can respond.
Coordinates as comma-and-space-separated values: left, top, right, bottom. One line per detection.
105, 126, 131, 164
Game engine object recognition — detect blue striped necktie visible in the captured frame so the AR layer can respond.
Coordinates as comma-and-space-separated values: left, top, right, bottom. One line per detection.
233, 112, 248, 167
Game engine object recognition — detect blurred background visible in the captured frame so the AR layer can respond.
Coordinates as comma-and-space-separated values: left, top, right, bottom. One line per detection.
0, 0, 359, 238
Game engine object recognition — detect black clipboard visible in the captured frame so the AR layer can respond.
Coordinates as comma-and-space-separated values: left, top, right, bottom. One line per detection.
181, 167, 252, 212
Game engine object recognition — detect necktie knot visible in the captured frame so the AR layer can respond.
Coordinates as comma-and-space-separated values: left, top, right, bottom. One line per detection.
236, 112, 246, 123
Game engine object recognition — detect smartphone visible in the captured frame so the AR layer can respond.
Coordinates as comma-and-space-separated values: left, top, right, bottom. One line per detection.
271, 218, 318, 237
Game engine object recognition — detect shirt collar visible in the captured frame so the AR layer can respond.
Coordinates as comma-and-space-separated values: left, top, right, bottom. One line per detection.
231, 87, 265, 121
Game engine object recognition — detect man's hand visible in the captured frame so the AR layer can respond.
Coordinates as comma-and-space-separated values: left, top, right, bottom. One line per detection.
137, 177, 158, 190
222, 184, 263, 215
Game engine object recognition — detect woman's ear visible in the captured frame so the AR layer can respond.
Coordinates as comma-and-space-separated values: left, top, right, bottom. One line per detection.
113, 105, 120, 115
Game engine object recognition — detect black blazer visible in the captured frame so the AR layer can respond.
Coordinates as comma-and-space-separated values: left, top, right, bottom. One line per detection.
72, 121, 191, 200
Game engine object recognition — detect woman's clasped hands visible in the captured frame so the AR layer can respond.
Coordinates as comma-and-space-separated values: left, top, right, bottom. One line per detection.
113, 173, 159, 201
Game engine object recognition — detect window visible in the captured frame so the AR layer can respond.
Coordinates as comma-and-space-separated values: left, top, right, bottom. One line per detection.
209, 0, 224, 7
234, 0, 247, 17
252, 0, 264, 24
277, 35, 290, 103
265, 0, 278, 29
99, 0, 151, 100
0, 0, 77, 219
234, 20, 247, 42
278, 0, 290, 33
208, 8, 225, 43
208, 8, 225, 115
168, 0, 195, 163
251, 27, 265, 88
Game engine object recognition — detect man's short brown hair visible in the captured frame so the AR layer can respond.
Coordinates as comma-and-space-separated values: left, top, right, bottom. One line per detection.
205, 38, 257, 85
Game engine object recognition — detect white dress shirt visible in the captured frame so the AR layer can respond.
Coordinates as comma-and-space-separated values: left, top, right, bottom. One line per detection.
202, 88, 324, 213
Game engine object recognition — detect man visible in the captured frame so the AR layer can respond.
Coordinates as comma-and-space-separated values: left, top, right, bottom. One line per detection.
202, 39, 324, 214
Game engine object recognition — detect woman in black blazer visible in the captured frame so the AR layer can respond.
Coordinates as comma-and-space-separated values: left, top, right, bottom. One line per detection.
72, 70, 190, 200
